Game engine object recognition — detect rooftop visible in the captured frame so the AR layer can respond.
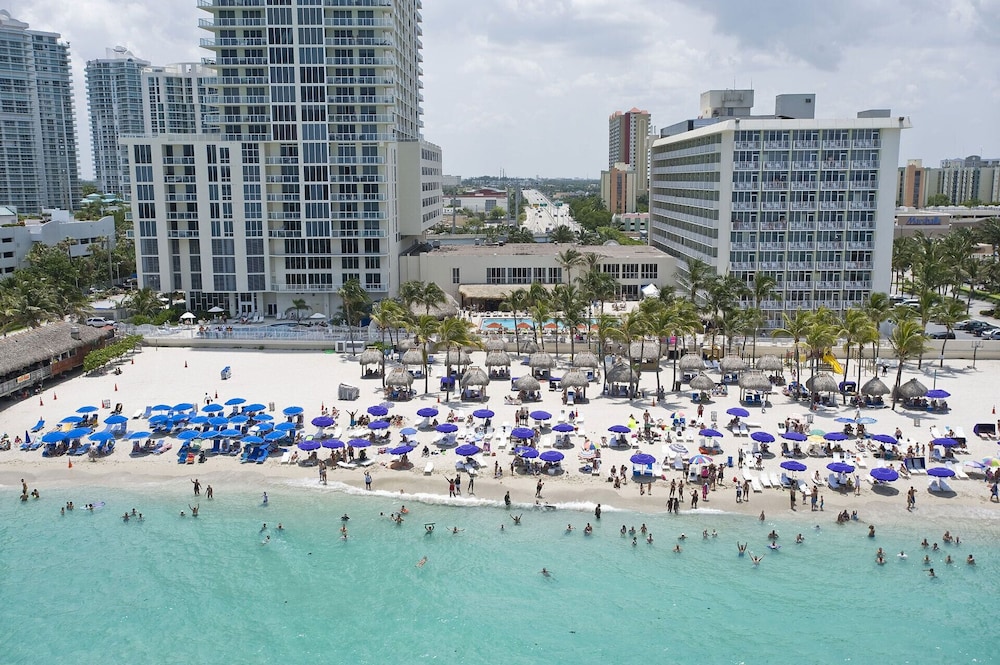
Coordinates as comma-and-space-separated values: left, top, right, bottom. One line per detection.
0, 322, 108, 377
432, 243, 668, 259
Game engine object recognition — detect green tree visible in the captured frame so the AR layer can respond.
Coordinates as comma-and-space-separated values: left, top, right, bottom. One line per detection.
862, 292, 893, 374
437, 316, 481, 401
555, 247, 584, 283
750, 274, 779, 360
839, 308, 876, 402
931, 297, 966, 367
771, 310, 812, 393
925, 193, 951, 207
289, 298, 310, 321
337, 279, 371, 355
126, 287, 164, 319
551, 283, 586, 365
501, 288, 531, 353
549, 225, 577, 244
406, 314, 439, 395
887, 315, 929, 410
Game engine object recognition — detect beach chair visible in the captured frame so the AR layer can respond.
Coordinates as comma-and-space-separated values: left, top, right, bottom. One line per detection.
768, 473, 782, 488
797, 479, 808, 495
423, 461, 434, 475
929, 426, 942, 440
828, 473, 841, 490
748, 474, 764, 493
779, 472, 792, 488
279, 451, 291, 464
950, 463, 969, 480
256, 447, 269, 464
758, 473, 772, 489
853, 455, 867, 469
738, 423, 748, 437
31, 419, 44, 432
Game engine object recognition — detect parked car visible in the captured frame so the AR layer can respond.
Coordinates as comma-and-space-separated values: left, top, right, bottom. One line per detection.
85, 317, 114, 327
926, 331, 956, 339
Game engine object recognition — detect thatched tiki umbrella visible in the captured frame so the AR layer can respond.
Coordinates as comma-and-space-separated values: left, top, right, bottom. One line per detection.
737, 370, 772, 393
719, 355, 746, 373
460, 366, 490, 400
606, 362, 638, 397
528, 352, 555, 379
513, 375, 540, 398
894, 377, 928, 400
401, 349, 424, 367
444, 349, 471, 367
485, 350, 511, 379
359, 348, 383, 378
756, 354, 783, 372
573, 351, 600, 368
860, 377, 890, 396
385, 367, 414, 396
485, 337, 507, 352
397, 338, 414, 352
805, 372, 839, 394
560, 368, 589, 399
689, 373, 716, 392
679, 353, 705, 372
518, 339, 538, 355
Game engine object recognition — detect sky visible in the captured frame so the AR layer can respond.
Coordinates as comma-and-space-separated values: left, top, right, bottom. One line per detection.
6, 0, 999, 180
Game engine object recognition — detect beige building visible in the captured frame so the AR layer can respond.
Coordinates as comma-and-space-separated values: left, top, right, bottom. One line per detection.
398, 243, 676, 308
896, 155, 1000, 207
600, 162, 638, 214
609, 108, 650, 198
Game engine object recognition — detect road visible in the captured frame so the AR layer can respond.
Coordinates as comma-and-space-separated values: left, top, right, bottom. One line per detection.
520, 189, 581, 236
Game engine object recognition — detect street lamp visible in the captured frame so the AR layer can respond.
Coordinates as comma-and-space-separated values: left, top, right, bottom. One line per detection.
972, 340, 983, 369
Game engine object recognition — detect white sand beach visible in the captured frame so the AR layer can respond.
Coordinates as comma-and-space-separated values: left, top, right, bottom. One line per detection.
1, 342, 998, 524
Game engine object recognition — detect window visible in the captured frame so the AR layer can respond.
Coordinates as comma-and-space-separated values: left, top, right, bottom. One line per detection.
622, 263, 639, 280
487, 267, 505, 284
641, 263, 658, 280
452, 267, 460, 284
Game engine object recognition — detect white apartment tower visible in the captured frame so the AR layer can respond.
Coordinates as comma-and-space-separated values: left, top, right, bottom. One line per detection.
649, 91, 909, 329
141, 63, 219, 136
0, 10, 80, 213
609, 108, 650, 198
86, 47, 150, 196
120, 0, 442, 318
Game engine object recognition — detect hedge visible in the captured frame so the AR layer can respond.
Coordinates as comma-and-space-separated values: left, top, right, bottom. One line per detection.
83, 334, 144, 373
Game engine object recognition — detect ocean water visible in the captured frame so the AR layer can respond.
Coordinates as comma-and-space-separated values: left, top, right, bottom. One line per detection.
2, 482, 997, 664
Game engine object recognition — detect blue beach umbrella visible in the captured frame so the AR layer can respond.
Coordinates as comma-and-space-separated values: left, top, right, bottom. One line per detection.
780, 460, 807, 472
824, 432, 848, 441
202, 403, 224, 413
700, 428, 723, 438
59, 415, 84, 424
225, 397, 246, 406
244, 403, 266, 413
932, 437, 959, 447
283, 406, 304, 416
455, 444, 482, 457
76, 405, 98, 414
242, 435, 264, 445
726, 407, 750, 418
171, 413, 191, 423
389, 444, 414, 455
539, 450, 564, 462
553, 423, 575, 433
688, 454, 713, 465
516, 446, 539, 459
872, 434, 898, 445
630, 453, 656, 465
400, 427, 418, 436
298, 441, 321, 451
927, 466, 956, 477
473, 409, 495, 419
827, 461, 855, 474
367, 405, 389, 417
324, 439, 345, 449
218, 429, 243, 438
416, 407, 439, 418
177, 430, 202, 441
275, 421, 297, 431
148, 415, 168, 425
41, 431, 66, 444
66, 427, 92, 439
89, 431, 115, 443
229, 414, 250, 424
608, 425, 631, 434
782, 431, 807, 441
925, 389, 950, 399
530, 410, 552, 421
870, 467, 899, 482
511, 427, 535, 439
312, 416, 335, 428
436, 423, 458, 434
105, 414, 128, 425
264, 431, 287, 442
348, 438, 371, 448
151, 404, 172, 412
254, 422, 274, 432
368, 420, 390, 430
207, 416, 229, 427
751, 431, 775, 443
254, 413, 274, 421
188, 415, 209, 425
128, 431, 151, 440
173, 403, 195, 411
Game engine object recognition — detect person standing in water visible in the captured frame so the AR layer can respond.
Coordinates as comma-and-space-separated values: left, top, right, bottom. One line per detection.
262, 492, 268, 505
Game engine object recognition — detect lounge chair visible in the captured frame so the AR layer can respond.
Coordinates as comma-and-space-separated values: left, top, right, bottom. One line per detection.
423, 461, 434, 475
768, 472, 783, 488
31, 419, 44, 432
70, 443, 92, 457
279, 451, 291, 464
779, 472, 792, 488
338, 461, 358, 470
748, 474, 764, 493
256, 447, 269, 464
950, 464, 969, 480
758, 473, 772, 488
828, 473, 841, 490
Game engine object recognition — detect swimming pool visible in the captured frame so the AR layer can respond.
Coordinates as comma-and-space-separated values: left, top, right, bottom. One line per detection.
480, 317, 589, 331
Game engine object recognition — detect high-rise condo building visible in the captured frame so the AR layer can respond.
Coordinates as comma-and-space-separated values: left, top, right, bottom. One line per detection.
0, 10, 80, 213
141, 63, 220, 136
609, 108, 650, 198
86, 47, 150, 196
649, 90, 909, 330
120, 0, 442, 318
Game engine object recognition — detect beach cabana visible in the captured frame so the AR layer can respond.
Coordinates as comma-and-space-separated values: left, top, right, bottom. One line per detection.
679, 353, 705, 374
572, 351, 600, 368
689, 372, 715, 392
605, 362, 638, 397
460, 366, 490, 401
628, 341, 662, 363
860, 377, 890, 396
805, 372, 839, 394
401, 349, 424, 368
528, 352, 555, 379
484, 351, 511, 380
517, 339, 538, 355
719, 355, 746, 373
444, 349, 472, 367
513, 375, 541, 397
359, 348, 384, 377
485, 337, 507, 352
755, 355, 783, 372
895, 377, 928, 399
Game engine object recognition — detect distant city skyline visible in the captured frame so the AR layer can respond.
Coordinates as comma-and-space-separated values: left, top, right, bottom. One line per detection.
5, 0, 999, 181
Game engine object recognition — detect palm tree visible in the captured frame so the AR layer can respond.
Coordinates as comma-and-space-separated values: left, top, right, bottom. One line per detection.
839, 308, 875, 403
437, 316, 481, 401
592, 313, 618, 394
556, 247, 585, 284
419, 282, 446, 316
750, 274, 779, 360
290, 297, 310, 321
501, 288, 530, 353
678, 256, 713, 307
398, 280, 424, 314
608, 309, 649, 399
931, 297, 966, 367
549, 225, 577, 244
771, 310, 812, 393
529, 300, 552, 352
126, 287, 164, 318
862, 292, 892, 375
406, 314, 439, 394
369, 300, 407, 384
803, 307, 839, 387
976, 217, 1000, 256
337, 279, 371, 355
888, 315, 929, 410
551, 283, 586, 365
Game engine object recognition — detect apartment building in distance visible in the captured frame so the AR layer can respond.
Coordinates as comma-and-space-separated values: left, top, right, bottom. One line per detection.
119, 0, 443, 318
897, 156, 1000, 207
600, 162, 637, 214
0, 10, 80, 213
608, 108, 650, 199
649, 89, 909, 330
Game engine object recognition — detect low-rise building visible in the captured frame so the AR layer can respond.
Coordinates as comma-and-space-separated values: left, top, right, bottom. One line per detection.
894, 206, 1000, 238
23, 209, 116, 258
450, 188, 508, 214
0, 322, 109, 399
398, 242, 676, 309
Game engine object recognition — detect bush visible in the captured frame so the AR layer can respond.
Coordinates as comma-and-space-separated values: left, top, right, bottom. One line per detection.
129, 315, 152, 326
979, 309, 995, 317
84, 334, 144, 373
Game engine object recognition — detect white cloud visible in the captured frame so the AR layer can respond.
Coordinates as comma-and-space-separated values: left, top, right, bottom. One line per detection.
3, 0, 997, 180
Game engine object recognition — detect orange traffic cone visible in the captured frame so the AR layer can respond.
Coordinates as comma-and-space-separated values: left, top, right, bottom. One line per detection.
437, 396, 440, 403
131, 358, 134, 364
68, 459, 73, 469
39, 396, 43, 406
114, 384, 118, 392
53, 392, 57, 401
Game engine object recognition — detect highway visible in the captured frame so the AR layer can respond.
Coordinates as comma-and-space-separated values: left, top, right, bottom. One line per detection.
520, 189, 581, 236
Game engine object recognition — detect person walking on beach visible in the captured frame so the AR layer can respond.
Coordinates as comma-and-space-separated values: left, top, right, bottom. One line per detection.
467, 475, 474, 495
262, 492, 268, 505
595, 504, 601, 520
536, 479, 544, 499
191, 479, 201, 496
691, 489, 698, 509
364, 471, 372, 491
448, 478, 456, 497
991, 482, 998, 502
789, 487, 796, 510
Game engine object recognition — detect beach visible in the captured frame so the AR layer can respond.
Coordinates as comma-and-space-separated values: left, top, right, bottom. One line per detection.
0, 341, 998, 526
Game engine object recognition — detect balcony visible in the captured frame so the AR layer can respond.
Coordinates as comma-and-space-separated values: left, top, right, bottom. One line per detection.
732, 202, 758, 211
198, 0, 264, 6
821, 160, 848, 170
266, 194, 300, 202
197, 17, 265, 28
732, 181, 758, 190
847, 241, 875, 250
324, 18, 394, 27
329, 155, 385, 165
166, 212, 200, 221
787, 261, 814, 269
332, 194, 386, 202
849, 180, 878, 190
792, 161, 818, 170
219, 115, 270, 123
851, 160, 879, 169
848, 221, 876, 230
845, 281, 872, 289
268, 228, 302, 238
330, 114, 394, 123
731, 222, 757, 231
165, 176, 197, 183
816, 262, 842, 269
165, 194, 198, 202
330, 174, 386, 184
760, 242, 786, 250
733, 161, 760, 170
788, 242, 813, 250
820, 181, 846, 190
730, 242, 757, 251
729, 262, 756, 271
817, 241, 842, 250
325, 0, 392, 5
761, 181, 787, 190
200, 37, 266, 47
785, 281, 812, 289
327, 75, 394, 86
203, 95, 270, 104
763, 140, 790, 149
162, 157, 195, 165
265, 156, 299, 165
788, 221, 815, 231
328, 133, 395, 142
852, 139, 881, 148
325, 57, 395, 67
266, 175, 299, 183
331, 228, 386, 238
734, 140, 760, 149
270, 282, 338, 292
267, 212, 301, 220
761, 221, 789, 230
790, 201, 816, 210
819, 201, 844, 210
791, 181, 817, 190
763, 161, 789, 170
326, 37, 393, 47
822, 140, 850, 149
327, 95, 394, 105
762, 201, 787, 210
222, 134, 269, 141
793, 140, 818, 149
218, 76, 268, 85
849, 201, 877, 210
167, 230, 200, 238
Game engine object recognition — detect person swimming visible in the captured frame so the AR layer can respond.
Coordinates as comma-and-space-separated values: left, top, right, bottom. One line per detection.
451, 527, 463, 534
795, 534, 804, 544
898, 551, 907, 559
584, 523, 593, 535
341, 514, 350, 521
928, 568, 936, 577
540, 567, 551, 577
620, 525, 627, 536
566, 524, 574, 532
737, 542, 747, 556
340, 525, 348, 539
416, 556, 427, 568
511, 514, 522, 525
750, 554, 764, 566
967, 555, 976, 565
262, 535, 270, 545
646, 533, 653, 544
945, 555, 953, 564
673, 544, 681, 553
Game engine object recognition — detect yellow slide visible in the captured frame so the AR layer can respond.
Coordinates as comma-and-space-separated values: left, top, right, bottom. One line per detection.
823, 353, 844, 375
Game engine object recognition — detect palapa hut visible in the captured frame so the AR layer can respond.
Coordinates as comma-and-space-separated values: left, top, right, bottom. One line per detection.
719, 355, 746, 373
805, 372, 839, 394
860, 377, 890, 396
755, 355, 783, 372
359, 347, 384, 378
679, 353, 705, 372
460, 366, 490, 401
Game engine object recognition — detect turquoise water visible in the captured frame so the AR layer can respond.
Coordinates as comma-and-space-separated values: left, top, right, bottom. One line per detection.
2, 482, 997, 664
